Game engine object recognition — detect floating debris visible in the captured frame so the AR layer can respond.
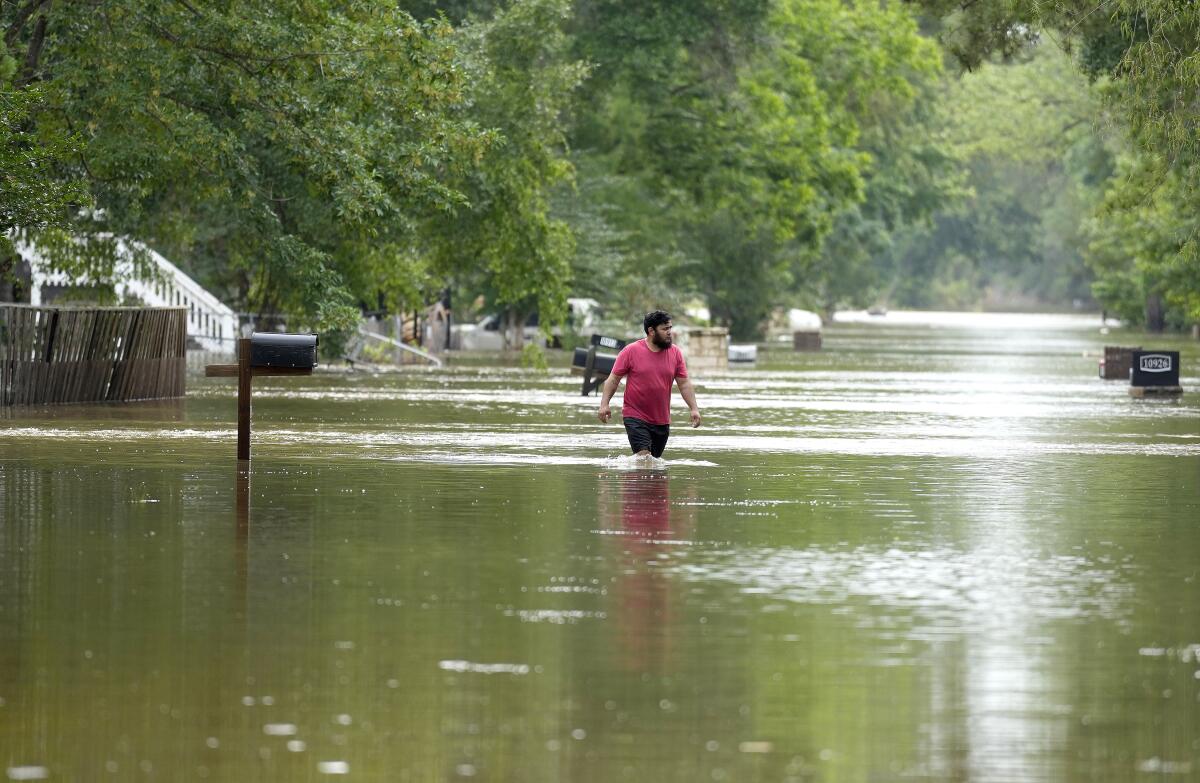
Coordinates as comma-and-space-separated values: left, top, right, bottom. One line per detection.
738, 741, 773, 754
505, 609, 606, 624
1138, 758, 1192, 774
438, 660, 531, 675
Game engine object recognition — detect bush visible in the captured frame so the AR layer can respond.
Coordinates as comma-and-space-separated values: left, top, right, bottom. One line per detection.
520, 343, 548, 371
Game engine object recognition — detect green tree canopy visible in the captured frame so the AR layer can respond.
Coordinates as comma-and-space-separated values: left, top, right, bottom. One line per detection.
425, 0, 586, 343
913, 0, 1200, 328
864, 43, 1108, 311
5, 1, 491, 329
563, 0, 950, 338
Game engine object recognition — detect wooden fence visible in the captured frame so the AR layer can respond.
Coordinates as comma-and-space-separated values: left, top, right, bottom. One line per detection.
1, 305, 186, 406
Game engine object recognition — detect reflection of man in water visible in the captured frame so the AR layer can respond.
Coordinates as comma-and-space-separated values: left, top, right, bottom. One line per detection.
597, 310, 701, 458
612, 470, 673, 673
620, 470, 672, 538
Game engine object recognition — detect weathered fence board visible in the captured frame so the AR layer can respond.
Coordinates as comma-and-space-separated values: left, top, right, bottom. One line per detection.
1, 305, 186, 406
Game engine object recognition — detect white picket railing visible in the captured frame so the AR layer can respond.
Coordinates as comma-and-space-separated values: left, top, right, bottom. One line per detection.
17, 237, 238, 353
357, 327, 442, 367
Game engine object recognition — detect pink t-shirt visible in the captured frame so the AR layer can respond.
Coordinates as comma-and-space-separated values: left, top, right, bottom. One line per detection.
611, 339, 688, 425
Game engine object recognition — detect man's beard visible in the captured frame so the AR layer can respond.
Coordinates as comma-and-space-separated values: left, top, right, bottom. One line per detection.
650, 332, 672, 348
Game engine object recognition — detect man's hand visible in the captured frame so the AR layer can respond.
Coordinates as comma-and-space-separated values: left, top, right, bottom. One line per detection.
598, 374, 621, 423
676, 376, 701, 429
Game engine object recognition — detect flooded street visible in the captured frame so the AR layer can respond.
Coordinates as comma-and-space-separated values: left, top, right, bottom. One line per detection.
2, 312, 1199, 781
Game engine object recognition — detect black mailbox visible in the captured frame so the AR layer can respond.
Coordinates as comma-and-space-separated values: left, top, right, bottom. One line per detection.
250, 332, 318, 369
572, 346, 617, 375
572, 337, 627, 395
591, 334, 627, 351
1131, 350, 1179, 387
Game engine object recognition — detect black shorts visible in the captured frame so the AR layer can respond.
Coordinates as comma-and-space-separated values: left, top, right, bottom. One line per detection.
623, 417, 670, 458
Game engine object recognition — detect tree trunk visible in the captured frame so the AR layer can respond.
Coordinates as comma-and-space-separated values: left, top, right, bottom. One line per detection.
17, 13, 46, 86
506, 309, 525, 351
1, 254, 32, 303
0, 255, 12, 302
1145, 293, 1165, 333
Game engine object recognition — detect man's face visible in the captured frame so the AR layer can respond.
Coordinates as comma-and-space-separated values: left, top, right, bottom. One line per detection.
648, 321, 673, 347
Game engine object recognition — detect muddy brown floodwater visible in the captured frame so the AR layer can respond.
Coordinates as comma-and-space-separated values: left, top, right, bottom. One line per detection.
1, 312, 1198, 781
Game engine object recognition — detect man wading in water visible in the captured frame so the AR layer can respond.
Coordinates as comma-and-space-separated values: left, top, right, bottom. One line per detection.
597, 311, 701, 458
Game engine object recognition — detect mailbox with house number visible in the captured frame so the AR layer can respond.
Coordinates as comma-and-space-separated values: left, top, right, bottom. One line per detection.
1131, 350, 1180, 386
570, 334, 627, 396
572, 347, 617, 377
1128, 350, 1182, 397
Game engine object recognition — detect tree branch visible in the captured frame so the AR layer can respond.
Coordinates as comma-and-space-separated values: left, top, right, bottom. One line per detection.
142, 14, 405, 78
171, 0, 201, 17
144, 20, 257, 78
62, 114, 101, 183
15, 12, 46, 87
4, 0, 50, 49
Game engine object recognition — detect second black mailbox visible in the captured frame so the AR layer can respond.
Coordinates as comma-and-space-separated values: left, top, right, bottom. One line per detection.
1131, 350, 1179, 387
572, 347, 617, 376
250, 333, 319, 369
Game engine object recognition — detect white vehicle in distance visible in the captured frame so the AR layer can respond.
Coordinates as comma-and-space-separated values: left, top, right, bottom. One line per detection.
451, 298, 601, 350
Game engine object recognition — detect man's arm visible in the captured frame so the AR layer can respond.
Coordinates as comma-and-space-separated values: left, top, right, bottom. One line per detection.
597, 373, 622, 423
676, 377, 701, 427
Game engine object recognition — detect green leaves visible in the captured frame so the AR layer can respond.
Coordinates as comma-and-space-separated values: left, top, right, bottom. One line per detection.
564, 0, 949, 336
1084, 154, 1200, 328
856, 43, 1108, 312
911, 0, 1200, 327
16, 0, 1177, 337
0, 84, 88, 255
424, 0, 584, 335
7, 2, 489, 329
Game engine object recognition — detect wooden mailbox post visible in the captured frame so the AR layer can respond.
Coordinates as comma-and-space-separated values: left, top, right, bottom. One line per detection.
206, 334, 318, 461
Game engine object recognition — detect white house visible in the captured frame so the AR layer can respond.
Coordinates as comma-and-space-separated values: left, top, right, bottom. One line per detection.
14, 237, 238, 353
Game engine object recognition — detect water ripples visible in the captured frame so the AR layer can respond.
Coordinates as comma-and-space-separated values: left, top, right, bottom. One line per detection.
4, 421, 1199, 461
674, 544, 1133, 635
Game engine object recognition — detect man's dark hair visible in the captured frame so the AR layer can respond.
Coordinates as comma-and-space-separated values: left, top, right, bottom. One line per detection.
643, 310, 672, 334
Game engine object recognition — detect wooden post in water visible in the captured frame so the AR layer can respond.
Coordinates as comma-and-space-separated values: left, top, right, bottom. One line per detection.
236, 463, 250, 533
206, 332, 317, 462
581, 345, 597, 396
237, 337, 252, 461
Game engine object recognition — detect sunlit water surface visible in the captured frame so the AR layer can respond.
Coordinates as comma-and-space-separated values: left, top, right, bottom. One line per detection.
2, 312, 1199, 781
